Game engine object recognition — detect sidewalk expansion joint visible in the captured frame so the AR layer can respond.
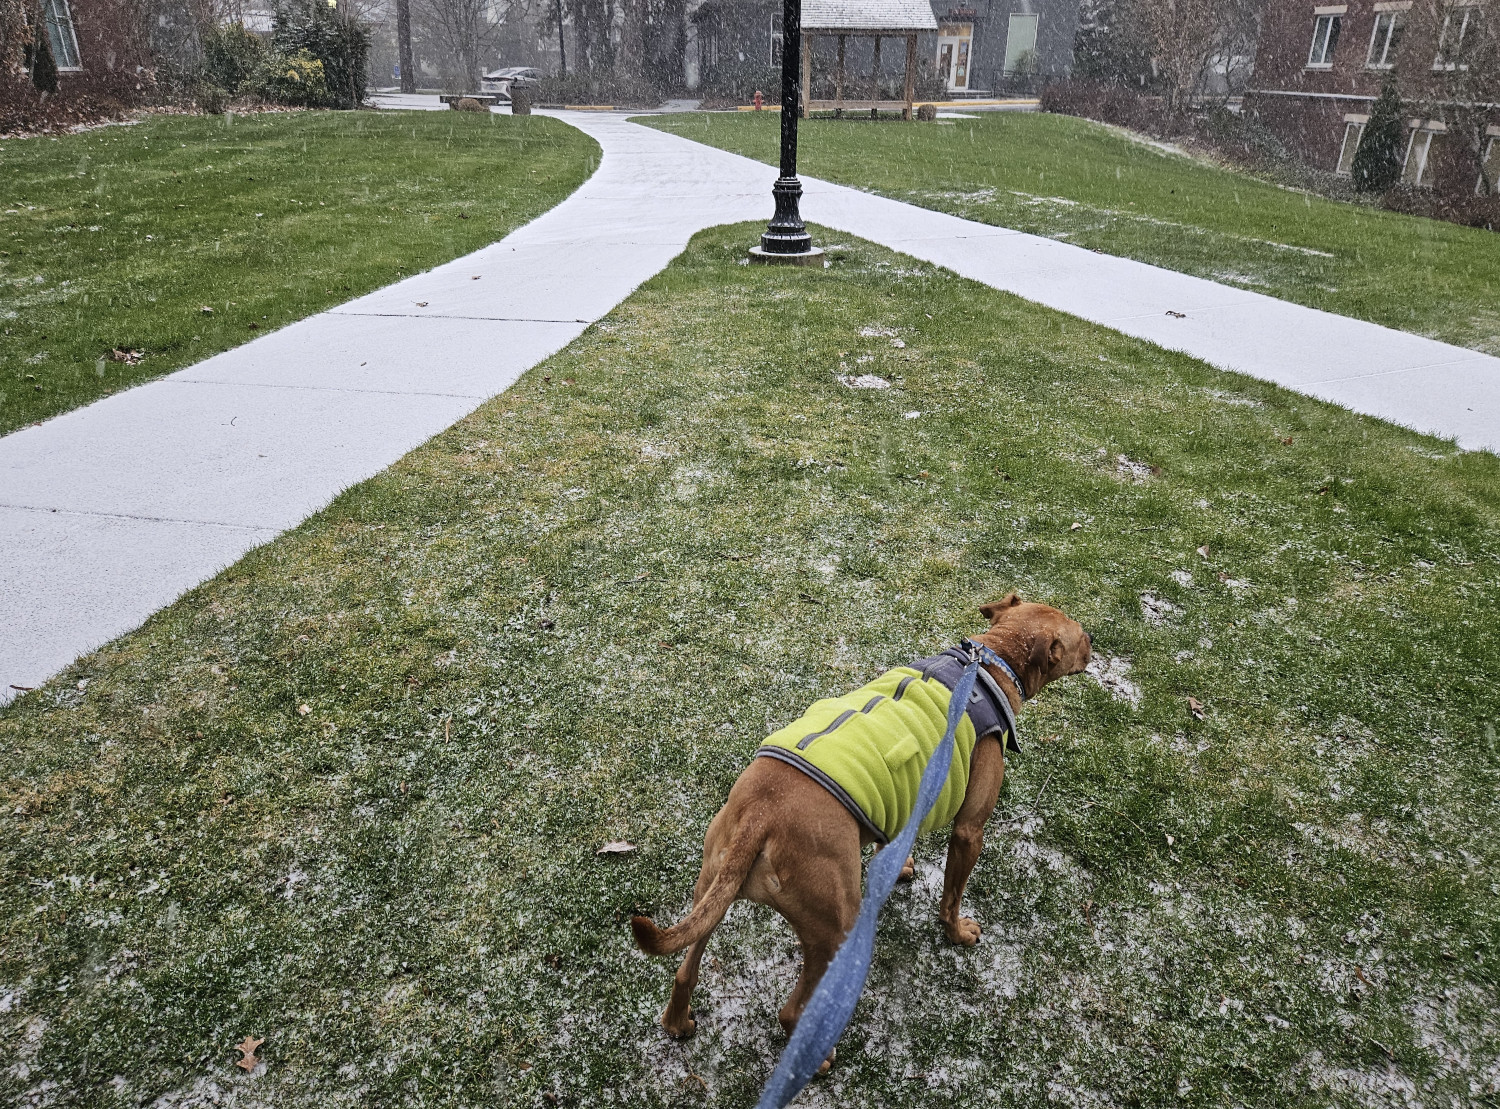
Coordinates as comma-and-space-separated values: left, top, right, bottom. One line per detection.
0, 501, 280, 533
166, 377, 489, 400
327, 310, 592, 324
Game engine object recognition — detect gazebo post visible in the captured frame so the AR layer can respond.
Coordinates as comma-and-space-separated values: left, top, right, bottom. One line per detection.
800, 32, 811, 118
835, 35, 846, 117
749, 0, 820, 263
871, 35, 881, 118
904, 33, 916, 120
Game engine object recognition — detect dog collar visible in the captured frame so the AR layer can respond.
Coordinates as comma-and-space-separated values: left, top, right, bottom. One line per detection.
964, 638, 1027, 701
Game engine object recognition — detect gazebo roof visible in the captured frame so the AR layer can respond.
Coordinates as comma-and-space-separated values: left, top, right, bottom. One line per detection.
800, 0, 938, 33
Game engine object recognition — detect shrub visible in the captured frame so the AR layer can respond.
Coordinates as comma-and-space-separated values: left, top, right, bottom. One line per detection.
697, 60, 778, 105
271, 0, 369, 109
29, 13, 59, 93
1352, 79, 1404, 193
259, 49, 328, 106
535, 69, 660, 107
203, 23, 268, 96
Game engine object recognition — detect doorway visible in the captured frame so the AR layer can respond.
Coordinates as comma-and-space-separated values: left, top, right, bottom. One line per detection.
936, 22, 973, 92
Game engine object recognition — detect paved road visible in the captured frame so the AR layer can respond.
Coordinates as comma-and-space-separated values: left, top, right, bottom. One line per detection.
3, 107, 1496, 701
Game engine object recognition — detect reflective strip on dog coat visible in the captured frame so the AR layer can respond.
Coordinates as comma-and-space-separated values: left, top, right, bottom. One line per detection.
755, 666, 986, 845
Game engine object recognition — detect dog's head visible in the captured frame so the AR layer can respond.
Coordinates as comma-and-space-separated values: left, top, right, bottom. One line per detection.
976, 592, 1091, 699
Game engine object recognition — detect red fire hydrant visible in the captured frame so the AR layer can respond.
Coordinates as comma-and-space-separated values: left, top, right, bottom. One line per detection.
753, 90, 764, 111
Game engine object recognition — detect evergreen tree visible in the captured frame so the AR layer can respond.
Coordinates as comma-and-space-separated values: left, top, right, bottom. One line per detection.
31, 3, 59, 93
1352, 78, 1405, 192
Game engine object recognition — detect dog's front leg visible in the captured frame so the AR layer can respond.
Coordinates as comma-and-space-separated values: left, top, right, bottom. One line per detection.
939, 739, 1005, 945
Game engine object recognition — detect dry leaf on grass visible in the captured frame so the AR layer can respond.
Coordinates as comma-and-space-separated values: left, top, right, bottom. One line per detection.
1187, 696, 1206, 720
1196, 545, 1211, 559
597, 841, 636, 855
297, 704, 311, 716
234, 1034, 263, 1072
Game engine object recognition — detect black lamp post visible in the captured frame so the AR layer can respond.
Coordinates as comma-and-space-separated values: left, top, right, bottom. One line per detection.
750, 0, 823, 264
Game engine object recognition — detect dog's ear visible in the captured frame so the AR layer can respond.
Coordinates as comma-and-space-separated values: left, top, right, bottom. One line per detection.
979, 593, 1023, 623
1027, 631, 1065, 678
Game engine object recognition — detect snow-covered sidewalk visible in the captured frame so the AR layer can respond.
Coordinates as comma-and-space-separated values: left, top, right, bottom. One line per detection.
3, 107, 1496, 700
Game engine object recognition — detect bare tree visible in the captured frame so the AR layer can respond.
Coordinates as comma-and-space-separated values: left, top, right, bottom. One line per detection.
1404, 0, 1499, 194
413, 0, 498, 88
1130, 0, 1264, 111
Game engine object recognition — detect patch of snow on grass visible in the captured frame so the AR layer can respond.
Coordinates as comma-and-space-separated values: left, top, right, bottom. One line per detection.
1086, 654, 1142, 706
838, 374, 891, 390
1140, 592, 1181, 625
1114, 454, 1155, 481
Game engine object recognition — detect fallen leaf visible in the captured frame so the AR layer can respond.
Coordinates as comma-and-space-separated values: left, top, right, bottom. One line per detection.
1187, 696, 1206, 720
1217, 571, 1229, 582
598, 841, 636, 855
1165, 834, 1176, 845
199, 306, 213, 314
234, 1034, 263, 1072
297, 704, 311, 716
416, 301, 428, 307
1280, 436, 1294, 446
1197, 545, 1210, 559
1070, 522, 1083, 531
1166, 310, 1186, 318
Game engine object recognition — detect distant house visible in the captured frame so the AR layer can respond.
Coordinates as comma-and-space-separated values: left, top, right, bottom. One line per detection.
1244, 0, 1499, 193
1, 0, 150, 130
687, 0, 1081, 96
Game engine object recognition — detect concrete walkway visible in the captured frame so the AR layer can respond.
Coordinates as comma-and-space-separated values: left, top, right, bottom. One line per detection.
3, 107, 1497, 701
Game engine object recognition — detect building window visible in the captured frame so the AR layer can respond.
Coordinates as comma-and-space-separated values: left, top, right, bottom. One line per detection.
770, 12, 782, 66
1308, 14, 1341, 66
1435, 5, 1477, 67
1403, 128, 1441, 187
1336, 120, 1365, 174
1366, 11, 1404, 66
43, 0, 82, 70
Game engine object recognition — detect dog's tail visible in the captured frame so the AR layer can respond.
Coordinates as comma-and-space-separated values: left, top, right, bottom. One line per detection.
631, 818, 767, 956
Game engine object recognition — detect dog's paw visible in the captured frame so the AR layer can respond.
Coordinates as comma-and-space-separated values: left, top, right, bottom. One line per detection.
661, 1008, 697, 1039
898, 856, 916, 882
943, 916, 982, 946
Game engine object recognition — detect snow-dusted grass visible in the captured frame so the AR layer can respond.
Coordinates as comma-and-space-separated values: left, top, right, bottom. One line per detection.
2, 225, 1497, 1106
642, 111, 1500, 356
0, 110, 596, 435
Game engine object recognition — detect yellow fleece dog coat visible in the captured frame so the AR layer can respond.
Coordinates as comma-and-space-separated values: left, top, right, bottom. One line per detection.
755, 656, 1013, 844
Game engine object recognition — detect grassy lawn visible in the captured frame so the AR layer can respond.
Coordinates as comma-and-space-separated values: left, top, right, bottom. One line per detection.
0, 110, 596, 436
2, 224, 1498, 1107
642, 111, 1500, 356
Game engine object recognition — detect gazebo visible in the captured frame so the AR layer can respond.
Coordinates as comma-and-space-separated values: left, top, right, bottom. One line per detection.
799, 0, 939, 120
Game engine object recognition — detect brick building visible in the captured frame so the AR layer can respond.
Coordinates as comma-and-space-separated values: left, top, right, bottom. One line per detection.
1244, 0, 1499, 194
2, 0, 151, 132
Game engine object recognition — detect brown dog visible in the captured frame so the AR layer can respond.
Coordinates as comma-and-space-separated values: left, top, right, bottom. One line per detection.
631, 594, 1091, 1051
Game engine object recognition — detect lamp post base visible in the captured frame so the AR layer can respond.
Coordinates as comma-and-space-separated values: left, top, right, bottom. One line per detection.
748, 246, 826, 266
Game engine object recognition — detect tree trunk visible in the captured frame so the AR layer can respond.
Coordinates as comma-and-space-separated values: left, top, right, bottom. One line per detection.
397, 0, 416, 92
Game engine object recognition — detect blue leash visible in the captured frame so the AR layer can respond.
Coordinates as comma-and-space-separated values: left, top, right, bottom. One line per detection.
755, 640, 1018, 1109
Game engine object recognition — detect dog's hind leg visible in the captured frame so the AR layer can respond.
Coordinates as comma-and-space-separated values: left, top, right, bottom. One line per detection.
662, 935, 709, 1039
